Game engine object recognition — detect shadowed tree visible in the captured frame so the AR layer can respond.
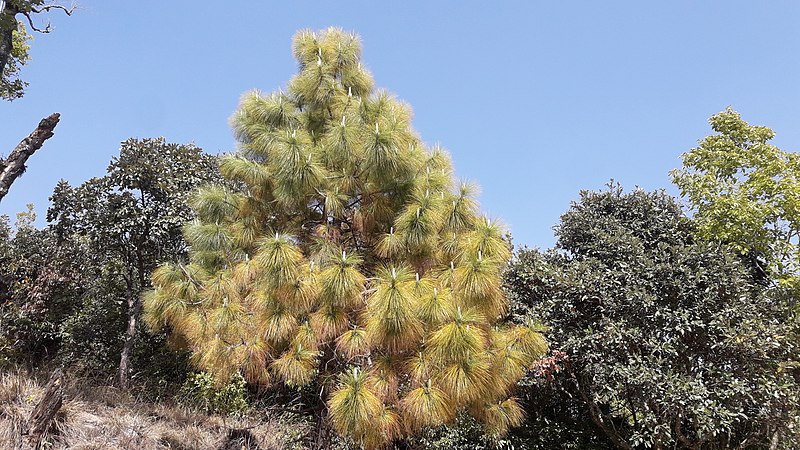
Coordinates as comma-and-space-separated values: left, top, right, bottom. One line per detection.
48, 138, 221, 388
506, 184, 799, 449
144, 28, 546, 449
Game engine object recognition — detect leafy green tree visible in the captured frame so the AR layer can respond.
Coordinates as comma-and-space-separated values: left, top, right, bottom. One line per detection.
48, 137, 222, 388
505, 184, 799, 449
672, 108, 800, 295
144, 28, 546, 449
0, 205, 83, 365
0, 1, 73, 100
1, 21, 29, 101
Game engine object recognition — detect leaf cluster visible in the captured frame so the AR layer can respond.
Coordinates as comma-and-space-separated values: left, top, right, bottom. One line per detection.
672, 108, 800, 295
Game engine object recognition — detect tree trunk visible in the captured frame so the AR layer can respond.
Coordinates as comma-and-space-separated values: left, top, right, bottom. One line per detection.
0, 113, 60, 202
0, 3, 17, 77
571, 371, 633, 450
769, 428, 782, 450
312, 414, 331, 450
25, 368, 64, 449
118, 289, 139, 389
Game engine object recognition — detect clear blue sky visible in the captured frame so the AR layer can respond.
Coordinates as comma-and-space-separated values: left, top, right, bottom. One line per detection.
2, 1, 800, 249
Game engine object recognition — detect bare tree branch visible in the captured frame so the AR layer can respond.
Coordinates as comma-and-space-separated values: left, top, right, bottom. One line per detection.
0, 112, 60, 202
30, 3, 76, 15
21, 2, 76, 33
20, 10, 48, 32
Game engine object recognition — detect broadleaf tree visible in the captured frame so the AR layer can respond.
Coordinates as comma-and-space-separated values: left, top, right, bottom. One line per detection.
48, 137, 222, 388
506, 185, 799, 449
0, 0, 74, 101
0, 21, 29, 101
672, 108, 800, 296
0, 205, 82, 366
144, 28, 546, 449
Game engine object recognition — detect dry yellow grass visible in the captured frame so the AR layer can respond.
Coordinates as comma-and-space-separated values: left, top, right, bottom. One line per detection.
0, 369, 309, 450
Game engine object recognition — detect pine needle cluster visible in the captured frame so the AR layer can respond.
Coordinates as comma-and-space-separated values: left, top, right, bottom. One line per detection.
144, 28, 546, 448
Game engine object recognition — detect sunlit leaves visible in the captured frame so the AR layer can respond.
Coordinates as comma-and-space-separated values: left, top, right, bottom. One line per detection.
271, 344, 318, 388
189, 185, 241, 223
336, 327, 369, 359
254, 234, 303, 287
672, 108, 800, 294
427, 308, 487, 364
476, 398, 524, 437
435, 357, 492, 405
319, 250, 365, 309
2, 22, 32, 101
506, 185, 800, 448
400, 383, 454, 433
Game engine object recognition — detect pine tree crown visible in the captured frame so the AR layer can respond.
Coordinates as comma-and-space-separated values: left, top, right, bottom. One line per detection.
145, 27, 546, 448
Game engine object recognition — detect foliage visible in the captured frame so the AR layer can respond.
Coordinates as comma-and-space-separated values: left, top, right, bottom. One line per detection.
178, 371, 249, 416
0, 205, 84, 367
408, 413, 528, 450
1, 1, 72, 101
507, 369, 612, 450
1, 21, 30, 101
0, 138, 220, 395
672, 108, 800, 295
505, 184, 800, 449
145, 28, 546, 449
46, 137, 222, 386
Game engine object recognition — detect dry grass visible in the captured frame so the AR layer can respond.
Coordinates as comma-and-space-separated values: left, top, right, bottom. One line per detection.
0, 368, 310, 450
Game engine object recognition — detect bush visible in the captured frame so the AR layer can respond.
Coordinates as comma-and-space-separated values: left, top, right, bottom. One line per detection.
178, 371, 249, 416
505, 185, 800, 449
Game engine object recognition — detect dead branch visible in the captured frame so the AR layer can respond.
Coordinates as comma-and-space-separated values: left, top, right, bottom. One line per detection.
24, 368, 64, 449
0, 112, 60, 202
21, 2, 76, 33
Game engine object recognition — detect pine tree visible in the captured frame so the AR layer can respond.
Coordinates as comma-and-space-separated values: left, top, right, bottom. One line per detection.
144, 28, 546, 448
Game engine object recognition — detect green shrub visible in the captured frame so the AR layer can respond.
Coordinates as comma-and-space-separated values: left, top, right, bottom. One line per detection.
407, 413, 527, 450
178, 371, 249, 416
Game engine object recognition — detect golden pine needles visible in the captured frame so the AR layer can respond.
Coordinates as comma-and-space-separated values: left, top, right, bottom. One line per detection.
365, 266, 423, 352
144, 27, 547, 448
336, 327, 369, 359
415, 287, 454, 326
435, 357, 493, 405
400, 382, 454, 433
476, 397, 525, 437
319, 251, 366, 308
271, 344, 318, 388
328, 369, 383, 443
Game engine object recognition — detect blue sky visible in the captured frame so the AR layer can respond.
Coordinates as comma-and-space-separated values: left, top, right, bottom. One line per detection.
2, 1, 800, 249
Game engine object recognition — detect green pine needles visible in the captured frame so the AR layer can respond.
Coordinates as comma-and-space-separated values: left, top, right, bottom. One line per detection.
144, 27, 546, 448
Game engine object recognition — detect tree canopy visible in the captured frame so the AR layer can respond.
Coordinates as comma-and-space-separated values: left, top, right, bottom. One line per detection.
46, 137, 221, 387
0, 21, 29, 101
672, 108, 800, 295
0, 0, 73, 101
505, 184, 799, 449
144, 27, 546, 449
